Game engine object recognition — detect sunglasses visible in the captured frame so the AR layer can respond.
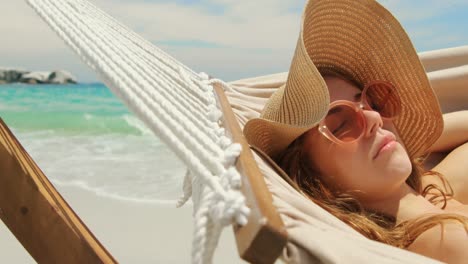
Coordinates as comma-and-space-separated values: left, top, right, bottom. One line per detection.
318, 81, 401, 145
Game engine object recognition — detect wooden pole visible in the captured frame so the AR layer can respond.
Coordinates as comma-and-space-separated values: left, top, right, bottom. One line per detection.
0, 119, 116, 264
213, 84, 288, 264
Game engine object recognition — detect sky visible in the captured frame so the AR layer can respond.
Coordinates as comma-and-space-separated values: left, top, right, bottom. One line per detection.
1, 0, 468, 83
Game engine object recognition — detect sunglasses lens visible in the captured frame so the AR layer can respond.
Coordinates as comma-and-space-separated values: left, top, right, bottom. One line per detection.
365, 82, 401, 118
325, 104, 364, 142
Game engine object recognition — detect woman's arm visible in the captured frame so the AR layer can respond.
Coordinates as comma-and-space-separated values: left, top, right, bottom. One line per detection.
428, 142, 468, 203
423, 111, 468, 204
428, 111, 468, 153
427, 64, 468, 113
421, 55, 468, 203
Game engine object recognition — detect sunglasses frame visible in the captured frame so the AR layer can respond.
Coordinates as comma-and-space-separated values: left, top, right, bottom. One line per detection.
317, 80, 400, 145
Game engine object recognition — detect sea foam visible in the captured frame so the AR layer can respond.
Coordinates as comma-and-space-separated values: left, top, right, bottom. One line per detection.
2, 83, 187, 204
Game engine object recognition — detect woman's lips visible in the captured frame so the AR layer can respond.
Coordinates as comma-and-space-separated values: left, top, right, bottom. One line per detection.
373, 135, 397, 159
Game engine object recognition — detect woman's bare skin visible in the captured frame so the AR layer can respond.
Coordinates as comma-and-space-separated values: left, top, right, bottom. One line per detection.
423, 111, 468, 204
421, 64, 468, 203
408, 223, 468, 264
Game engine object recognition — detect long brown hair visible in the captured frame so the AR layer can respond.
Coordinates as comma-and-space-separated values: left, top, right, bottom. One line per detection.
276, 133, 467, 248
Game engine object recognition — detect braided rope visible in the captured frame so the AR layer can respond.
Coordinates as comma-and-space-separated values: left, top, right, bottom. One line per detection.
82, 12, 221, 156
27, 1, 249, 263
76, 0, 213, 112
76, 0, 198, 77
79, 0, 212, 114
42, 0, 224, 188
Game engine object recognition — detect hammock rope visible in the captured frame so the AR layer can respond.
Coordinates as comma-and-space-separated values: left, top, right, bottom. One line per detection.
27, 0, 250, 263
77, 0, 197, 76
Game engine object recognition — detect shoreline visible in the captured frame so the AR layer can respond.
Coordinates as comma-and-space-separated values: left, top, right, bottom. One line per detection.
0, 185, 242, 263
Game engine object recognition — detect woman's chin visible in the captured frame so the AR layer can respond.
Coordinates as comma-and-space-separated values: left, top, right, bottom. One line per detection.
386, 146, 412, 177
374, 143, 412, 177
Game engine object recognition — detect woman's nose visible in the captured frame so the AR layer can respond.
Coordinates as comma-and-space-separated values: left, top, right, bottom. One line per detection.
363, 110, 383, 137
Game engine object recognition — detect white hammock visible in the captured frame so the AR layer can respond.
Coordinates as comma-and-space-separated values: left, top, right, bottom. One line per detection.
25, 0, 468, 263
26, 0, 250, 263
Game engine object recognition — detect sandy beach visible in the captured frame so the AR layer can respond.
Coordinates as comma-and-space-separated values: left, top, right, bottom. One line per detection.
0, 185, 243, 263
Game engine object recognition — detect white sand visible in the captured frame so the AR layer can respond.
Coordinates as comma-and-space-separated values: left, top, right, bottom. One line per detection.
0, 185, 244, 263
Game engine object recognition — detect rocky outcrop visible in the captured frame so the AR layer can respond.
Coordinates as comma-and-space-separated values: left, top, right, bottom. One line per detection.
0, 68, 77, 84
47, 70, 77, 84
19, 71, 51, 84
0, 68, 29, 83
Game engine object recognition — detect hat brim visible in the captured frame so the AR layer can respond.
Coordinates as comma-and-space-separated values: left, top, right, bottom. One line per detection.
243, 118, 314, 160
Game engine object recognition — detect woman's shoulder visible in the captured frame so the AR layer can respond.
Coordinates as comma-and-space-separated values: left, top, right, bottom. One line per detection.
444, 200, 468, 217
407, 222, 468, 263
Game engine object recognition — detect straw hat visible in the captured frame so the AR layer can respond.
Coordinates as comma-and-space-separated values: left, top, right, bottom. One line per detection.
243, 0, 443, 160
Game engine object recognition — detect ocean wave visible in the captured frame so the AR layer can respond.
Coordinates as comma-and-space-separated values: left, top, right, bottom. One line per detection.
4, 112, 152, 136
52, 179, 186, 206
2, 83, 187, 203
83, 113, 94, 121
16, 131, 186, 203
122, 114, 153, 135
0, 103, 29, 111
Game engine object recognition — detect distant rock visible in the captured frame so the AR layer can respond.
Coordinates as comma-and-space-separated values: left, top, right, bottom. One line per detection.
48, 70, 77, 84
0, 68, 29, 83
19, 71, 51, 84
0, 68, 77, 84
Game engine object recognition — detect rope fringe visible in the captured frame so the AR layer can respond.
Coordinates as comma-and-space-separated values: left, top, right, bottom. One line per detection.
176, 71, 250, 263
176, 170, 193, 208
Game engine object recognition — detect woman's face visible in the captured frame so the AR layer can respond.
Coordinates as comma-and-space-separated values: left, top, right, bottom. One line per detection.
303, 76, 412, 203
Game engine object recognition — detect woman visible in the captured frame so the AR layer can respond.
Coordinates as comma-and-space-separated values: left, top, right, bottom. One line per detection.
278, 72, 468, 262
243, 0, 468, 262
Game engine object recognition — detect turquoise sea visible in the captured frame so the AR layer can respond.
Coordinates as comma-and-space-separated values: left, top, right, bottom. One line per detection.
0, 83, 185, 204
